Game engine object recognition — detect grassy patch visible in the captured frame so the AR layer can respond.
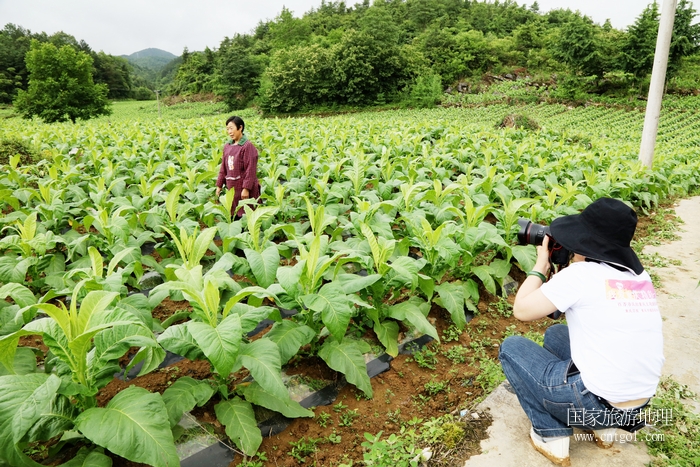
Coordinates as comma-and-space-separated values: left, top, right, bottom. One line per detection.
643, 377, 700, 466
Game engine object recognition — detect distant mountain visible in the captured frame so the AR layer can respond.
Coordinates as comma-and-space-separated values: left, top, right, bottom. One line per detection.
122, 48, 177, 72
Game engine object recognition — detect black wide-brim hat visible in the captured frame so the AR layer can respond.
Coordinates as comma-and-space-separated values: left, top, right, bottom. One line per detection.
550, 197, 644, 274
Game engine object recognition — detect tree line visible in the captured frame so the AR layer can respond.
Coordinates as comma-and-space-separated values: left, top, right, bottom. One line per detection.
4, 0, 700, 122
168, 0, 700, 113
0, 24, 162, 104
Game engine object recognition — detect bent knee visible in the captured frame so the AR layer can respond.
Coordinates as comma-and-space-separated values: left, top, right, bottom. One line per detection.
499, 335, 529, 359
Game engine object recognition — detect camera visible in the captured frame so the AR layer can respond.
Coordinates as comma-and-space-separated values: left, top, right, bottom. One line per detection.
517, 218, 569, 319
516, 218, 570, 267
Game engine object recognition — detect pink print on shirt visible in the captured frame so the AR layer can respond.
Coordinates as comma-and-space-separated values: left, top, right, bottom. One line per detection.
605, 279, 659, 313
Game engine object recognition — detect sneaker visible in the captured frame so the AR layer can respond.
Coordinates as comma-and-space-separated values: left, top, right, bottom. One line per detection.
529, 428, 571, 466
591, 428, 617, 449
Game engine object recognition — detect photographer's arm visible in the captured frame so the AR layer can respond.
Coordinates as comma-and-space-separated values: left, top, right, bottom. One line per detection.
513, 236, 559, 321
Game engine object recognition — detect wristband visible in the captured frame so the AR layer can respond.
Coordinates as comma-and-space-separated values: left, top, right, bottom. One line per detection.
527, 270, 547, 282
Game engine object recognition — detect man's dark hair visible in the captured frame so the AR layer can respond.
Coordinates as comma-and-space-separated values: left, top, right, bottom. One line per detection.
226, 115, 245, 132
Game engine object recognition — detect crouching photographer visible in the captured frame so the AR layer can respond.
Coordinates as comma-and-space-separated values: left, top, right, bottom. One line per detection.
499, 198, 664, 466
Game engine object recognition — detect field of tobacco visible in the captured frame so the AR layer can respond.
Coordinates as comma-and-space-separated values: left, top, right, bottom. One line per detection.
1, 101, 699, 466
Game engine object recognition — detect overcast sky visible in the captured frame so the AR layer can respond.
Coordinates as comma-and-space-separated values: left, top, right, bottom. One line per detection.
1, 0, 654, 57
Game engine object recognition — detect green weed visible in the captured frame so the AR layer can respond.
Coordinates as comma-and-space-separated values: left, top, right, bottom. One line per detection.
442, 325, 463, 342
442, 344, 470, 364
326, 430, 342, 444
387, 409, 402, 425
288, 437, 322, 463
475, 357, 505, 395
384, 388, 395, 404
316, 411, 333, 428
361, 429, 424, 466
407, 345, 439, 370
339, 409, 360, 427
238, 452, 268, 467
643, 377, 700, 466
424, 378, 449, 396
333, 401, 348, 412
420, 415, 466, 449
490, 297, 513, 318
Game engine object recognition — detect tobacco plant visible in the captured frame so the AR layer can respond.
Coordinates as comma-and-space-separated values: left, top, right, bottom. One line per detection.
0, 282, 173, 467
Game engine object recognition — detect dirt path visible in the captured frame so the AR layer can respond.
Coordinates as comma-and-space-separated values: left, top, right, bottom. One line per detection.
463, 196, 700, 467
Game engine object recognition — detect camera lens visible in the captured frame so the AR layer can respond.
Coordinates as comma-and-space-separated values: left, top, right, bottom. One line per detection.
517, 218, 550, 246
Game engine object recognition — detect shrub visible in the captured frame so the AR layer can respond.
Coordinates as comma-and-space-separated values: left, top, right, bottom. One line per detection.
0, 138, 34, 166
133, 86, 156, 101
405, 74, 442, 108
497, 114, 540, 130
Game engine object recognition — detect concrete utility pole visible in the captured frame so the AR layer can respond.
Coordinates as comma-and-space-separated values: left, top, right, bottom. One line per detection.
155, 89, 160, 118
639, 0, 677, 169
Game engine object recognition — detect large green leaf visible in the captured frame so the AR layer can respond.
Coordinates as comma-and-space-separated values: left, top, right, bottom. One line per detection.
434, 281, 467, 329
23, 395, 77, 443
265, 321, 316, 364
222, 286, 275, 318
75, 386, 179, 467
489, 258, 512, 280
242, 382, 314, 418
125, 345, 166, 378
0, 306, 31, 338
0, 283, 37, 308
13, 374, 62, 444
335, 273, 382, 294
387, 297, 439, 341
387, 256, 422, 289
0, 347, 37, 376
32, 304, 71, 346
162, 377, 214, 428
417, 274, 434, 300
302, 282, 353, 343
373, 319, 399, 357
214, 398, 261, 456
276, 263, 302, 294
58, 447, 112, 467
157, 324, 204, 361
318, 338, 372, 397
0, 330, 34, 374
0, 373, 51, 467
471, 265, 497, 295
115, 293, 154, 329
228, 303, 276, 334
191, 227, 218, 267
92, 324, 157, 364
22, 318, 74, 370
244, 245, 279, 288
0, 256, 34, 284
187, 314, 242, 376
237, 340, 286, 400
511, 245, 537, 273
75, 290, 120, 337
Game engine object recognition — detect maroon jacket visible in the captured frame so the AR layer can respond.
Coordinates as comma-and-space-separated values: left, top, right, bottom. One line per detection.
216, 136, 260, 217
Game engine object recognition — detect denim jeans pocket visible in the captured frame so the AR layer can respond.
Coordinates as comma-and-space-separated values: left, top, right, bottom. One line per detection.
543, 399, 576, 425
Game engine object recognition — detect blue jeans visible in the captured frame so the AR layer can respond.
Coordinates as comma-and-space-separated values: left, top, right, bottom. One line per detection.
499, 324, 643, 438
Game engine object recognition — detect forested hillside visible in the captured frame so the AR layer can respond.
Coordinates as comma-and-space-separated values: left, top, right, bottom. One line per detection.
166, 0, 700, 113
2, 0, 699, 113
122, 49, 179, 97
0, 27, 176, 103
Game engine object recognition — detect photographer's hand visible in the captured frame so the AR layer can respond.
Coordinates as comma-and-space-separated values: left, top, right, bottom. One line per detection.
512, 235, 558, 321
535, 235, 551, 277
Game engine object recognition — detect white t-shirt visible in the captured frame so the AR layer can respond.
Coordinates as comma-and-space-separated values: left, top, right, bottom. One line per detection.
540, 261, 664, 402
